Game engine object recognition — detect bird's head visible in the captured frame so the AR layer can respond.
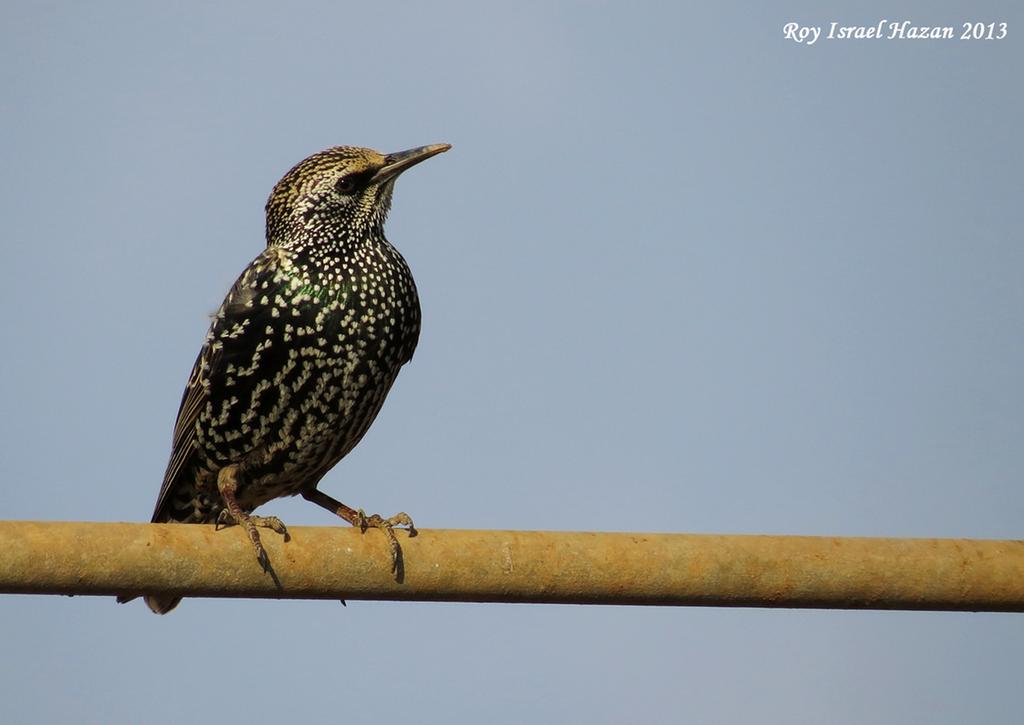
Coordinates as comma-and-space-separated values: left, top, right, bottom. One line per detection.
265, 143, 451, 247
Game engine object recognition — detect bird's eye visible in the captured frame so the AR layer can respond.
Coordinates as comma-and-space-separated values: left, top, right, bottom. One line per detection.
334, 174, 360, 195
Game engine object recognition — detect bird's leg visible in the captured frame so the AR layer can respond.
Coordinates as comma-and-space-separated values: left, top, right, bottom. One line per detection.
215, 464, 290, 571
301, 487, 416, 572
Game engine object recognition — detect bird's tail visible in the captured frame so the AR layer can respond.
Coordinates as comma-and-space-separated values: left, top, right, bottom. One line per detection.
115, 593, 182, 614
143, 595, 181, 614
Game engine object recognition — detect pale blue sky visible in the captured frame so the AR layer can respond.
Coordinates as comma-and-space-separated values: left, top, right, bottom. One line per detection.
1, 2, 1021, 723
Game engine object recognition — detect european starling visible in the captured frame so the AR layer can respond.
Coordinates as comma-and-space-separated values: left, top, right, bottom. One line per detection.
125, 143, 450, 613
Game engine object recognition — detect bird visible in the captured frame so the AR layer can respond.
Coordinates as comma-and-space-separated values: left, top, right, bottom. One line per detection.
121, 143, 450, 613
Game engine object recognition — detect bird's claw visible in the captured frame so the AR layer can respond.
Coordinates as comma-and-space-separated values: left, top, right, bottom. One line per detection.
214, 508, 233, 531
354, 509, 416, 572
252, 514, 290, 541
214, 508, 290, 571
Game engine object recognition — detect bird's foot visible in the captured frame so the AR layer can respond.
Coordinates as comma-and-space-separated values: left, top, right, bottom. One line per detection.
300, 487, 416, 574
353, 509, 417, 573
215, 509, 290, 571
216, 465, 290, 571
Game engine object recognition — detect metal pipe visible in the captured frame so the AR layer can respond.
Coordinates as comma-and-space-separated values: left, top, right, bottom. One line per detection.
1, 521, 1022, 611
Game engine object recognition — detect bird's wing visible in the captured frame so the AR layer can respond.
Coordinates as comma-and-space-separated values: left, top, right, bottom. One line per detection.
151, 247, 296, 522
150, 347, 207, 522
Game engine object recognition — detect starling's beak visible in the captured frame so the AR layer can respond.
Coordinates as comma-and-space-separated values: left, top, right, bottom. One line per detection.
371, 143, 452, 185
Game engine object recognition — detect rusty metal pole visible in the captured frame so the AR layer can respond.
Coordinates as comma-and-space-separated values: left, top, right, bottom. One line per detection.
0, 521, 1022, 611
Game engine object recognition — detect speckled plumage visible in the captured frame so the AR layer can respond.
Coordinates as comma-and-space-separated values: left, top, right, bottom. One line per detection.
128, 143, 450, 613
